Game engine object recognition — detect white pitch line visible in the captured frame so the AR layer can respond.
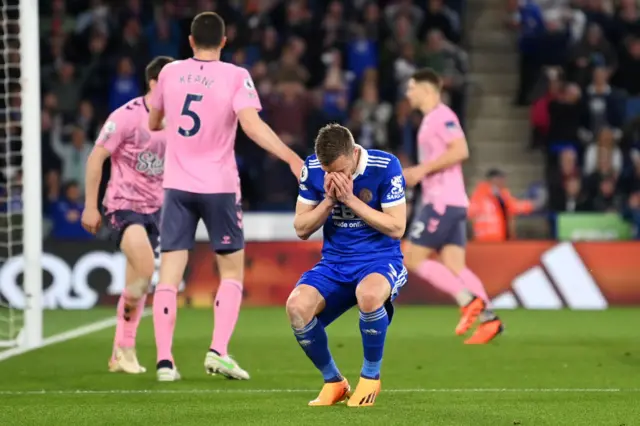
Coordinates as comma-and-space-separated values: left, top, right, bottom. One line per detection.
0, 388, 637, 396
0, 309, 152, 362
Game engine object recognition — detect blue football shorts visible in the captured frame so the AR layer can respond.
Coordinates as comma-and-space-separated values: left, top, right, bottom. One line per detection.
296, 258, 407, 327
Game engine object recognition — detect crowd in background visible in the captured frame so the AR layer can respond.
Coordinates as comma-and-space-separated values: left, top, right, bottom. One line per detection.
515, 0, 640, 235
2, 0, 469, 239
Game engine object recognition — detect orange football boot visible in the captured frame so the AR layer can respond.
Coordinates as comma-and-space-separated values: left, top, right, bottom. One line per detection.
464, 319, 504, 344
347, 377, 381, 407
308, 379, 351, 406
455, 297, 486, 336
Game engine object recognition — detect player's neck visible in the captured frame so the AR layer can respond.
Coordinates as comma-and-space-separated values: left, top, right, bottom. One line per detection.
192, 48, 221, 62
143, 92, 152, 108
420, 101, 440, 115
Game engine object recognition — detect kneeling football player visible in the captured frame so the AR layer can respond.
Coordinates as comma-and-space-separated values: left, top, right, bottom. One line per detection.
287, 124, 407, 407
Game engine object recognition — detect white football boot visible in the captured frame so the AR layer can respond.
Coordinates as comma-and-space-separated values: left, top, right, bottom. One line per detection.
109, 347, 146, 374
204, 352, 250, 380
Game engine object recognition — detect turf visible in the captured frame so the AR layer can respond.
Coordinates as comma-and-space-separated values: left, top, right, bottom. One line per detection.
0, 307, 638, 426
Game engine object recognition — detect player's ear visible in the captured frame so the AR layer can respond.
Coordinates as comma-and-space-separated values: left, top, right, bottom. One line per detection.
188, 35, 195, 50
148, 80, 157, 91
219, 36, 227, 50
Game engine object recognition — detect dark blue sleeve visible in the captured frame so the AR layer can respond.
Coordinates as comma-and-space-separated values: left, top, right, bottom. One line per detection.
378, 156, 406, 208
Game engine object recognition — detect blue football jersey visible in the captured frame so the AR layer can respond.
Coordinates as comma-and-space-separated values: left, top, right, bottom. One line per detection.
297, 147, 406, 263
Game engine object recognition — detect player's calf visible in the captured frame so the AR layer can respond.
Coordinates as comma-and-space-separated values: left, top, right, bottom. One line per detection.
355, 276, 390, 380
110, 225, 155, 373
286, 285, 345, 403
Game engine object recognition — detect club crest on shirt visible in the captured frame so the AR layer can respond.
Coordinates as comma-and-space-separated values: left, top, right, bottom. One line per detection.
359, 188, 373, 203
300, 165, 308, 182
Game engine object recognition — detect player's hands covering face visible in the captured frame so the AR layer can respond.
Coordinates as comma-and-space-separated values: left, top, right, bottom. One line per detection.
324, 173, 337, 202
330, 172, 354, 204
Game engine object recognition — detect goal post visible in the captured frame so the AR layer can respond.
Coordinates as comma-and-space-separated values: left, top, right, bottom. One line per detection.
20, 0, 43, 349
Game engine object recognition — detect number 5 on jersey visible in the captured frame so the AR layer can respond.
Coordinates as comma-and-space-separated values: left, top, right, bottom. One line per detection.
178, 93, 203, 137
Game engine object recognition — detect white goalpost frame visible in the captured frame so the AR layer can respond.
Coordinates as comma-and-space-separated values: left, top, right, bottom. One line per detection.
19, 0, 42, 349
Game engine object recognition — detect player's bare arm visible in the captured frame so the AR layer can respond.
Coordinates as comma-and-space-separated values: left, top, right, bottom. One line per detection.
293, 197, 335, 240
148, 106, 165, 131
82, 145, 111, 234
332, 173, 406, 239
403, 137, 469, 187
237, 108, 304, 180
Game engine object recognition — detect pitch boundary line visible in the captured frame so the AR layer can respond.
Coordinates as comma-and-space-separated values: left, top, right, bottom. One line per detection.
0, 309, 152, 363
0, 388, 637, 396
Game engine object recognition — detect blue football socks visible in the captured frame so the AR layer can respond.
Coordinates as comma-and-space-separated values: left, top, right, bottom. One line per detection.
293, 317, 342, 383
359, 306, 389, 380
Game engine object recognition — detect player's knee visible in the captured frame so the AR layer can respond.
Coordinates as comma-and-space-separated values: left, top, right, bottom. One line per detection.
286, 290, 316, 329
355, 287, 386, 313
126, 277, 150, 300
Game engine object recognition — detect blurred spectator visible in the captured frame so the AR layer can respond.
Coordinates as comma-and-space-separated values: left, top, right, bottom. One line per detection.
548, 148, 581, 206
549, 176, 591, 212
361, 2, 385, 41
584, 148, 619, 198
51, 120, 92, 189
119, 18, 149, 73
48, 63, 89, 119
0, 169, 23, 215
566, 23, 616, 87
615, 0, 640, 44
468, 169, 536, 241
515, 0, 545, 105
420, 0, 461, 43
547, 83, 583, 154
146, 11, 181, 59
82, 32, 111, 112
530, 74, 562, 149
581, 66, 623, 140
109, 57, 141, 112
321, 61, 350, 124
48, 181, 92, 240
271, 39, 310, 84
349, 81, 393, 149
347, 25, 378, 84
263, 80, 312, 150
385, 0, 424, 33
612, 36, 640, 96
583, 127, 623, 175
76, 100, 99, 140
389, 99, 420, 163
538, 15, 572, 68
590, 175, 622, 212
623, 190, 640, 239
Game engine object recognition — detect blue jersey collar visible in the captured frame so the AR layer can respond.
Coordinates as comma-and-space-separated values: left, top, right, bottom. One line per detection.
353, 145, 368, 179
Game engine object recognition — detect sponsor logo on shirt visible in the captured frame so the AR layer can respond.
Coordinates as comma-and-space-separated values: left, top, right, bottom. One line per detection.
136, 152, 164, 176
386, 175, 405, 201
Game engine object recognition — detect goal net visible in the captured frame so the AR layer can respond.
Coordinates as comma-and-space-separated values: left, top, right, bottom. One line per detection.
0, 0, 42, 350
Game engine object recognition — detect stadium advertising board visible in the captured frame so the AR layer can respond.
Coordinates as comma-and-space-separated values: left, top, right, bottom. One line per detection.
557, 213, 633, 241
0, 241, 638, 309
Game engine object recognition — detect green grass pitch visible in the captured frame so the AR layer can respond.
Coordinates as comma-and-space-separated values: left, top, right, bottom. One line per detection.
0, 307, 637, 425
